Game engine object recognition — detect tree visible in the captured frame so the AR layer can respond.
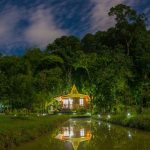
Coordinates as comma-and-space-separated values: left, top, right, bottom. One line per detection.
0, 73, 9, 106
5, 74, 35, 111
81, 33, 96, 53
109, 4, 146, 55
46, 36, 81, 88
24, 48, 43, 74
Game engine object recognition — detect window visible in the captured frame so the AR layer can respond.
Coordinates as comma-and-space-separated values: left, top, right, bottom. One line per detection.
63, 99, 73, 109
63, 127, 74, 137
64, 99, 69, 108
64, 99, 69, 105
64, 127, 69, 136
69, 127, 74, 137
80, 128, 85, 136
79, 98, 84, 106
69, 98, 73, 109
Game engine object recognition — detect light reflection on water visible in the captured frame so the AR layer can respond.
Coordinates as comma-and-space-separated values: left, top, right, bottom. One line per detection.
55, 119, 92, 150
55, 118, 150, 150
14, 118, 150, 150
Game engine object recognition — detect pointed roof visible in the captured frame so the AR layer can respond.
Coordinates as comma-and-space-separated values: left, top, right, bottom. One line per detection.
55, 84, 90, 100
64, 84, 89, 98
70, 84, 79, 95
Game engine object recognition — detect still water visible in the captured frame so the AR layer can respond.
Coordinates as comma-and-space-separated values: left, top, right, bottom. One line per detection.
15, 118, 150, 150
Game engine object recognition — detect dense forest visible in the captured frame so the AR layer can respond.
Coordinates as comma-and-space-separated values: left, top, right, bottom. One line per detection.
0, 4, 149, 114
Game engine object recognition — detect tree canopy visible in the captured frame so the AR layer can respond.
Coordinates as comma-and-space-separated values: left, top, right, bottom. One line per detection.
0, 4, 149, 114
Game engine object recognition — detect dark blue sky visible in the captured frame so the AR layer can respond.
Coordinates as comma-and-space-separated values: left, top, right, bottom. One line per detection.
0, 0, 149, 55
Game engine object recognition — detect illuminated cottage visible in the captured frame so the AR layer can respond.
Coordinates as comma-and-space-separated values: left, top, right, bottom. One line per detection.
55, 85, 90, 110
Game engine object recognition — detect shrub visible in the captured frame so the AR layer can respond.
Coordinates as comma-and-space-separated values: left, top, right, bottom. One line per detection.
76, 107, 87, 114
94, 113, 150, 131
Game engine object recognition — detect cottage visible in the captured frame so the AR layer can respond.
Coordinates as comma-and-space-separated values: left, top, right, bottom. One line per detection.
55, 85, 90, 110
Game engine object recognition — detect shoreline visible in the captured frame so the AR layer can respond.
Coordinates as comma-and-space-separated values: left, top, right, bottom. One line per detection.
92, 114, 150, 132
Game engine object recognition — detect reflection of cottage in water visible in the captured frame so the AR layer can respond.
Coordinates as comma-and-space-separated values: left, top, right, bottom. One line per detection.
55, 119, 92, 150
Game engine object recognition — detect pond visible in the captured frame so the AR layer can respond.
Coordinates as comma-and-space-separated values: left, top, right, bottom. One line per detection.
15, 118, 150, 150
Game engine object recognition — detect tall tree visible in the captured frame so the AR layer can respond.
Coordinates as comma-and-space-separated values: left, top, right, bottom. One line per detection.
109, 4, 146, 55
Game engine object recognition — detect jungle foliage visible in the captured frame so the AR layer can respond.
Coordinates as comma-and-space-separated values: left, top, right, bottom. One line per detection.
0, 4, 149, 114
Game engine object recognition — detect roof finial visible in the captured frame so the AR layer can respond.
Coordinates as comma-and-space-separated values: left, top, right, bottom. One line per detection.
70, 84, 79, 94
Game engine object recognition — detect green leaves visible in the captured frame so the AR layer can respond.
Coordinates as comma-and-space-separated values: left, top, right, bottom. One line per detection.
39, 55, 64, 70
0, 4, 149, 114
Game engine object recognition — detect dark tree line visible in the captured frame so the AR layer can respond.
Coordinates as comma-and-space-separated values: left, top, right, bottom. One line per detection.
0, 4, 149, 113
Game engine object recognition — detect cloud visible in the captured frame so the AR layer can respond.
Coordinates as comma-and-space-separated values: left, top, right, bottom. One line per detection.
144, 7, 150, 29
0, 5, 21, 44
90, 0, 140, 32
24, 5, 68, 48
0, 2, 68, 54
49, 0, 93, 37
0, 0, 149, 55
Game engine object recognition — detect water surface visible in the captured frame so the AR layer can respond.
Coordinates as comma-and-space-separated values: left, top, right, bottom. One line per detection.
15, 118, 150, 150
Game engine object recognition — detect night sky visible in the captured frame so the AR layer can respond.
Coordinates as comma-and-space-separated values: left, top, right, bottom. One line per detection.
0, 0, 150, 55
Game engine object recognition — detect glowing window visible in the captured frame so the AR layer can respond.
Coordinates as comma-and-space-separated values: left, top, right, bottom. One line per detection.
64, 127, 69, 136
63, 99, 69, 108
79, 98, 84, 106
64, 99, 69, 105
69, 98, 73, 109
80, 128, 85, 136
69, 127, 74, 137
69, 98, 73, 104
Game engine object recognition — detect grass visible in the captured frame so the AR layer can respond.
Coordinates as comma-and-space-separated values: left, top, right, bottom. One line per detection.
93, 113, 150, 131
0, 114, 70, 150
70, 113, 91, 118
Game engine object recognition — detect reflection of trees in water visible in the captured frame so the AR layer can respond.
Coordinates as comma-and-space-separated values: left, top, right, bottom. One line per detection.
51, 119, 150, 150
83, 121, 130, 149
64, 142, 73, 150
81, 121, 150, 150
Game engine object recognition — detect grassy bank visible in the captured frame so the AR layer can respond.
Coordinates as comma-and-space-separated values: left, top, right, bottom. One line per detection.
70, 113, 91, 118
93, 114, 150, 131
0, 115, 69, 150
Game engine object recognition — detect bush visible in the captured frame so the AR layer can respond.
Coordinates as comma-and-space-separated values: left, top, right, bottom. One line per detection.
93, 113, 150, 131
76, 107, 87, 114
